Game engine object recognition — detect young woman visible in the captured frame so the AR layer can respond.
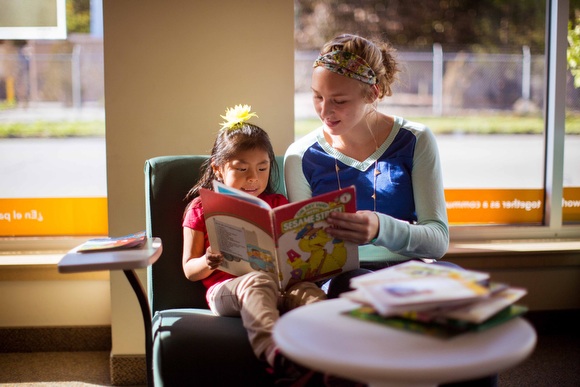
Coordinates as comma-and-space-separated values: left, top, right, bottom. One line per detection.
285, 34, 449, 271
285, 34, 496, 387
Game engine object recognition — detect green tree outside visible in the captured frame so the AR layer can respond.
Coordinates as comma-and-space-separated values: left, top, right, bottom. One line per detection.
569, 17, 580, 88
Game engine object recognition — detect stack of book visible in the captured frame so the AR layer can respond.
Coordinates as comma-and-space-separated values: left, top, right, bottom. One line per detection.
341, 261, 527, 338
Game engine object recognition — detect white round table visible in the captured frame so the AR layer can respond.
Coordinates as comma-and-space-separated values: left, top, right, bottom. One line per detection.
273, 298, 536, 387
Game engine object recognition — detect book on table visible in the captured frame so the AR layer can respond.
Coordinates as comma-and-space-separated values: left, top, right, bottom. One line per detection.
76, 230, 147, 253
345, 303, 528, 339
341, 260, 528, 336
200, 181, 359, 291
343, 260, 491, 315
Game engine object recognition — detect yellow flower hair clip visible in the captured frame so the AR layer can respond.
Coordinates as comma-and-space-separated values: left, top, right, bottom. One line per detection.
219, 104, 258, 130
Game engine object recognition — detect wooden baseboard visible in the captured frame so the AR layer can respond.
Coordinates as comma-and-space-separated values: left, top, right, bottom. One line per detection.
0, 326, 111, 353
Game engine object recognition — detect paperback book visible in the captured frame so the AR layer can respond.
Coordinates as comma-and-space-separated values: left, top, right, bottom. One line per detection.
76, 231, 146, 253
341, 261, 528, 337
349, 260, 490, 288
354, 275, 490, 316
200, 181, 359, 290
402, 286, 527, 324
342, 261, 492, 316
344, 303, 528, 339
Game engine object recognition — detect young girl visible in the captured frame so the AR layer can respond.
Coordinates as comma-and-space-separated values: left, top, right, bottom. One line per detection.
181, 104, 326, 382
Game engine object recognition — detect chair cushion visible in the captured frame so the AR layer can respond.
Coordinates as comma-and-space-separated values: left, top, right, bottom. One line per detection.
152, 309, 274, 386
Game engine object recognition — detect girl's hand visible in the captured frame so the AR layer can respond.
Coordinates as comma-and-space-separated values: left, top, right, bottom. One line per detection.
325, 210, 379, 245
206, 246, 223, 270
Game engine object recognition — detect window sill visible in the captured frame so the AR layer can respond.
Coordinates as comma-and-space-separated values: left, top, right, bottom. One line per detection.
0, 236, 109, 280
445, 238, 580, 271
1, 237, 578, 281
0, 252, 109, 281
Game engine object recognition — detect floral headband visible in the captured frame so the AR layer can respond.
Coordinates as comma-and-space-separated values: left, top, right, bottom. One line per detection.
219, 104, 258, 130
313, 50, 377, 85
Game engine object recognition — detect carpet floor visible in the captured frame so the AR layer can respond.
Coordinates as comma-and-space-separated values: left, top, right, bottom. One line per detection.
0, 313, 578, 386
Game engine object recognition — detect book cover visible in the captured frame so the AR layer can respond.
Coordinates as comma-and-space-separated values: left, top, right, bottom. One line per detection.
201, 182, 359, 290
350, 260, 490, 289
343, 261, 493, 316
76, 231, 146, 253
358, 275, 490, 316
344, 304, 528, 339
418, 286, 527, 324
345, 305, 462, 339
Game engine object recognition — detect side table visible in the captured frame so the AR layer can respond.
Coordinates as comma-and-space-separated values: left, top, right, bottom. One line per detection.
273, 298, 536, 387
58, 237, 162, 387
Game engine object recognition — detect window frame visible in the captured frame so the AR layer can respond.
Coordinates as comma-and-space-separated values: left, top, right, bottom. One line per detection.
0, 0, 67, 40
2, 0, 578, 256
450, 0, 579, 241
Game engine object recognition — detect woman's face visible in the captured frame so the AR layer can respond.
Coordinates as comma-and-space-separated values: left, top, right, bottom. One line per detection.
311, 66, 371, 136
213, 148, 270, 197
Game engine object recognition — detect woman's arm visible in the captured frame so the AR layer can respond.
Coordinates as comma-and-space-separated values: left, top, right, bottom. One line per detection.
401, 125, 449, 258
182, 227, 223, 282
325, 210, 379, 245
372, 125, 449, 258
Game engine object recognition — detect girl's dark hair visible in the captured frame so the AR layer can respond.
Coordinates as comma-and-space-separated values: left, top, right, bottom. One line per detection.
184, 122, 279, 204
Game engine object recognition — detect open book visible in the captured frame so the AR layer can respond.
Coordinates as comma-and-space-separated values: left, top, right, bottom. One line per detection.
200, 181, 359, 290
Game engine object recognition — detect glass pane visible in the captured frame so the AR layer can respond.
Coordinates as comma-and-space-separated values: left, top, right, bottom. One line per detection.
0, 5, 107, 237
433, 47, 546, 225
564, 6, 580, 224
294, 0, 550, 226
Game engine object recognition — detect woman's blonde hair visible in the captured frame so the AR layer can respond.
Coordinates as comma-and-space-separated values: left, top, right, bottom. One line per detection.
320, 34, 400, 100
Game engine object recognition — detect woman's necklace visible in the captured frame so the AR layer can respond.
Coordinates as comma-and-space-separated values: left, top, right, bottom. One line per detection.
332, 119, 381, 212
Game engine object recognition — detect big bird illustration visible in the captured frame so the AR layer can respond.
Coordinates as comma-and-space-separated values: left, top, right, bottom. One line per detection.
287, 222, 347, 281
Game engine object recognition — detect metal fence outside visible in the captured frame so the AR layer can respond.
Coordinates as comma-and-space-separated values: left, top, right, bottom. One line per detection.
1, 41, 580, 114
0, 38, 104, 108
296, 46, 580, 115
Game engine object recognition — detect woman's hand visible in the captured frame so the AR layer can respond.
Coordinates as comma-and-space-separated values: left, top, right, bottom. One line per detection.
325, 210, 379, 245
205, 246, 223, 270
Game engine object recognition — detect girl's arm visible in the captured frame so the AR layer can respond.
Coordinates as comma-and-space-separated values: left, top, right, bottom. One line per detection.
182, 227, 223, 282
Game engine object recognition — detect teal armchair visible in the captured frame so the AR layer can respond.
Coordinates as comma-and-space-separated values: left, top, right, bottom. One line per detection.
144, 155, 285, 386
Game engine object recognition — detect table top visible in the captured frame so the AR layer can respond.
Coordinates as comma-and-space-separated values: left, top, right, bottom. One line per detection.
273, 298, 536, 387
58, 237, 162, 273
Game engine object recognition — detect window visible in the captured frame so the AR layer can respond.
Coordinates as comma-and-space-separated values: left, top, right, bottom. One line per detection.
0, 0, 106, 240
0, 0, 67, 40
294, 0, 579, 238
564, 8, 580, 224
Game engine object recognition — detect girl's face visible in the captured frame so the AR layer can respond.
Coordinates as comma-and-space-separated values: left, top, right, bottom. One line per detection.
213, 148, 271, 197
311, 66, 372, 137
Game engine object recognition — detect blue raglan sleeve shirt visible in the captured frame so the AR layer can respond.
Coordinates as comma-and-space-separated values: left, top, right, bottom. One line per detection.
284, 116, 449, 264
